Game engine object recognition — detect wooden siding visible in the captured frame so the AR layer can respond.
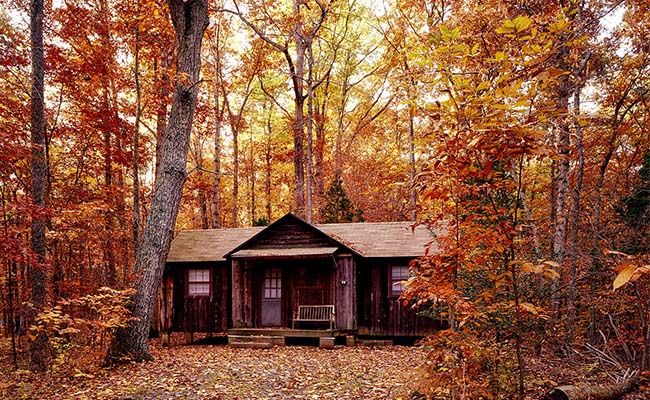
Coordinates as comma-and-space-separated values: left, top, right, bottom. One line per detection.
164, 262, 230, 334
356, 259, 440, 336
244, 220, 338, 249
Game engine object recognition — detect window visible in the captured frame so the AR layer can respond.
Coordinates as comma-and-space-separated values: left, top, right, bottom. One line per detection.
187, 269, 210, 296
390, 265, 410, 296
263, 268, 281, 299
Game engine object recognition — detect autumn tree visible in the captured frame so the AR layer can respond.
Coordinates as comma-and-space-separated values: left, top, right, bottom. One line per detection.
228, 0, 333, 221
320, 176, 363, 223
401, 4, 575, 396
28, 0, 48, 372
105, 0, 208, 364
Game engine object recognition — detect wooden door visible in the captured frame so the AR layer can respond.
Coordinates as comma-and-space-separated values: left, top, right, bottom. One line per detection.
261, 267, 282, 326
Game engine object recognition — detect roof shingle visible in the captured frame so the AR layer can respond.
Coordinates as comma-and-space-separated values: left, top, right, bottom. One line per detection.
167, 219, 440, 263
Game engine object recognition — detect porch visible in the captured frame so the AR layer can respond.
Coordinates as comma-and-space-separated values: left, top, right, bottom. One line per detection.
227, 327, 357, 349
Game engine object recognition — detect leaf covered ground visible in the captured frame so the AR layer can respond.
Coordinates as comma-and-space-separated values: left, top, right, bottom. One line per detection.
2, 336, 649, 399
1, 338, 429, 399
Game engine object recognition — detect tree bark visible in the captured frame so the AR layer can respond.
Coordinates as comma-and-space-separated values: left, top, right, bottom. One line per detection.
551, 63, 571, 317
407, 73, 417, 221
211, 23, 224, 229
265, 106, 273, 223
104, 0, 208, 365
568, 84, 585, 343
305, 41, 315, 223
131, 0, 142, 267
29, 0, 48, 373
549, 379, 637, 400
155, 46, 174, 183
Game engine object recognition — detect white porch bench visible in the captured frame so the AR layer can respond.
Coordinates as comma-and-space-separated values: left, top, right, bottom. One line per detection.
292, 305, 335, 330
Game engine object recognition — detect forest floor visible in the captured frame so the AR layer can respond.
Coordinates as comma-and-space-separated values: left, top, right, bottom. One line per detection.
1, 334, 649, 399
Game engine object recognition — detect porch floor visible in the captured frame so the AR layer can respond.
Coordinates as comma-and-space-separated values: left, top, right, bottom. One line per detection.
228, 327, 351, 338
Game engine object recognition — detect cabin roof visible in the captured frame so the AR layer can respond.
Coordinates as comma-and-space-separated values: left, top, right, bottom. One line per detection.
167, 214, 440, 263
167, 227, 264, 263
315, 221, 438, 258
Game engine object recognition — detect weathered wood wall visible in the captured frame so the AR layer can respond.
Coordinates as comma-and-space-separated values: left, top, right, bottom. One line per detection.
335, 255, 356, 330
163, 262, 230, 334
357, 259, 440, 337
248, 220, 337, 249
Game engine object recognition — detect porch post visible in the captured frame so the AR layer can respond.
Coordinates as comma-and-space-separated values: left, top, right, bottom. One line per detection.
231, 258, 244, 327
335, 254, 356, 330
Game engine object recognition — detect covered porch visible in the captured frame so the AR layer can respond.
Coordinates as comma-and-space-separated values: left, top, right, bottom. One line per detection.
229, 250, 356, 331
227, 327, 357, 349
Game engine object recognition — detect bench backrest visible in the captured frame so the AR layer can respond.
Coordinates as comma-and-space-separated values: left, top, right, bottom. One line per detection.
296, 305, 334, 320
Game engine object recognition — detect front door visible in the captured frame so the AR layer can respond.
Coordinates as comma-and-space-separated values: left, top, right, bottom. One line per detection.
261, 267, 282, 326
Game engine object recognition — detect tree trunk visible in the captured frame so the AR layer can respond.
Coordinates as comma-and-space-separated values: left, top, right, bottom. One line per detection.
549, 379, 637, 400
249, 131, 256, 224
305, 41, 315, 223
567, 87, 585, 343
265, 107, 273, 223
29, 0, 48, 373
288, 43, 306, 218
313, 77, 328, 222
551, 70, 571, 317
211, 24, 223, 229
407, 84, 417, 221
131, 0, 142, 268
104, 0, 208, 365
231, 115, 239, 227
155, 46, 174, 183
289, 0, 307, 218
98, 0, 118, 288
195, 143, 209, 230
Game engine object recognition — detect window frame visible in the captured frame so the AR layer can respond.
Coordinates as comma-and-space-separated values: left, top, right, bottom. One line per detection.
389, 265, 410, 297
186, 268, 211, 297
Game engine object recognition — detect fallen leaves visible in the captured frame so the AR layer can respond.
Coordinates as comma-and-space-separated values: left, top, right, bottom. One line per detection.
2, 339, 428, 399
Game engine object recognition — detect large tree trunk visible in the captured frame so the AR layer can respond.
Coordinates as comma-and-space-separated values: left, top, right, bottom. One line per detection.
29, 0, 48, 373
104, 0, 208, 364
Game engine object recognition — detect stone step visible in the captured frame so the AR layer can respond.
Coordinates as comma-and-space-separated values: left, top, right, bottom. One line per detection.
230, 341, 273, 349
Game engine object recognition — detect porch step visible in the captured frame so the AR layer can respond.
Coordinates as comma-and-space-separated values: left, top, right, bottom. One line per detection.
230, 341, 273, 349
357, 339, 393, 346
228, 334, 286, 347
228, 335, 272, 344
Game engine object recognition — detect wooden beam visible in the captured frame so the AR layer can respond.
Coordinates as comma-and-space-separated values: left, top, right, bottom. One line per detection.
231, 259, 244, 327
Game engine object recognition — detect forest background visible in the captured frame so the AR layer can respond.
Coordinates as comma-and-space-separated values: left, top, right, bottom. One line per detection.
1, 0, 650, 398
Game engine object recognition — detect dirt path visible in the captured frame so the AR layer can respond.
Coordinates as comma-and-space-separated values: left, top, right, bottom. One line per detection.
7, 342, 428, 399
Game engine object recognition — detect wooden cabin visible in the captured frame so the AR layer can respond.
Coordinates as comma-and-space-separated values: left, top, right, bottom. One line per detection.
161, 213, 442, 342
